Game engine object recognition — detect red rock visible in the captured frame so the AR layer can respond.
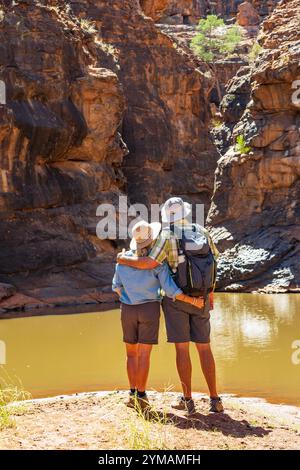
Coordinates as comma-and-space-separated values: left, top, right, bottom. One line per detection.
0, 282, 16, 301
208, 0, 300, 292
0, 1, 127, 310
0, 0, 217, 309
237, 2, 260, 27
140, 0, 194, 23
0, 293, 49, 310
140, 0, 281, 23
70, 0, 218, 208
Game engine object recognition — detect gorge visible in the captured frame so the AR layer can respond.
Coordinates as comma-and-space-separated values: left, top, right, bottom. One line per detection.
0, 0, 299, 311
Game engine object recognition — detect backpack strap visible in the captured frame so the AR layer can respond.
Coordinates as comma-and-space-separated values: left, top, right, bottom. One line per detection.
169, 223, 183, 259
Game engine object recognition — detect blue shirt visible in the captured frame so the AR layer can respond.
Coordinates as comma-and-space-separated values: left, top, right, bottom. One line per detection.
112, 251, 182, 305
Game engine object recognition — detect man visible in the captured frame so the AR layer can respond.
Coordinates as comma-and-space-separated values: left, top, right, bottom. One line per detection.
118, 197, 224, 415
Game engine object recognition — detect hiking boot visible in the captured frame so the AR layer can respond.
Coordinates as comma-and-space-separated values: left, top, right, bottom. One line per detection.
171, 396, 196, 416
125, 391, 137, 409
210, 396, 224, 413
137, 394, 151, 411
135, 394, 153, 418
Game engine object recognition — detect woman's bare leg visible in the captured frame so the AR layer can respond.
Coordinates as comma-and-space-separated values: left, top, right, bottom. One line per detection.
136, 344, 153, 392
125, 343, 138, 389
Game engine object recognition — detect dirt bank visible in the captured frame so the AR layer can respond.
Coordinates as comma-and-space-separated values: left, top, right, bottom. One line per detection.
1, 391, 299, 450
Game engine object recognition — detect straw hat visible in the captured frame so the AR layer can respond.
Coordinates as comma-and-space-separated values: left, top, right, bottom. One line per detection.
129, 220, 161, 251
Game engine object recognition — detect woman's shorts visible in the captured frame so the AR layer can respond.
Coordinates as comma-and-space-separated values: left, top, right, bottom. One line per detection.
121, 301, 161, 345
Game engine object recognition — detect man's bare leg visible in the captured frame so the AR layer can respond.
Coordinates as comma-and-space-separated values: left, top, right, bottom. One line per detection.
175, 342, 192, 398
136, 344, 152, 393
125, 343, 138, 390
195, 342, 217, 398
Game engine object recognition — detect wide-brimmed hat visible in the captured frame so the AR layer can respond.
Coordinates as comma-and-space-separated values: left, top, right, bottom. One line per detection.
129, 220, 161, 250
161, 197, 192, 223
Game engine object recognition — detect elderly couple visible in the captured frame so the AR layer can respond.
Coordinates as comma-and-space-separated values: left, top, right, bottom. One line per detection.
112, 197, 223, 416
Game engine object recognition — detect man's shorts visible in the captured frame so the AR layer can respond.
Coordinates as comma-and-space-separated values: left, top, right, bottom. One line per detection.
162, 296, 211, 344
121, 301, 161, 345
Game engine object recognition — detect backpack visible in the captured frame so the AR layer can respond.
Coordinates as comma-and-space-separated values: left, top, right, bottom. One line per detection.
171, 224, 216, 298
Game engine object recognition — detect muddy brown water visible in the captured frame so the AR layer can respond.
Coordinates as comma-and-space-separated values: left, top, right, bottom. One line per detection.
0, 294, 299, 406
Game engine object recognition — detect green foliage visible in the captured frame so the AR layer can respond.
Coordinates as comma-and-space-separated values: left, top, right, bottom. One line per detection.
235, 135, 251, 155
249, 42, 263, 63
191, 15, 242, 62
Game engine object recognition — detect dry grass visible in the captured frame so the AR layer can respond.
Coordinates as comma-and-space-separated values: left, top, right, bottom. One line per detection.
79, 18, 97, 34
95, 37, 118, 58
0, 369, 31, 430
126, 394, 172, 450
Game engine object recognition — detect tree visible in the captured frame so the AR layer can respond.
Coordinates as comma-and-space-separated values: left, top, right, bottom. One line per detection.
191, 15, 242, 62
191, 15, 242, 102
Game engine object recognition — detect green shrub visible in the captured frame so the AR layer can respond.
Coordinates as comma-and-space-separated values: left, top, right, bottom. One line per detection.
235, 135, 251, 154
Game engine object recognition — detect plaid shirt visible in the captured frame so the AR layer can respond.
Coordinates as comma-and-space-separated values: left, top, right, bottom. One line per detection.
149, 223, 219, 272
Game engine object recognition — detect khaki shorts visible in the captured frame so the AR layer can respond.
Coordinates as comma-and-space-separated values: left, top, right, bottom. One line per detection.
162, 296, 211, 344
121, 301, 160, 344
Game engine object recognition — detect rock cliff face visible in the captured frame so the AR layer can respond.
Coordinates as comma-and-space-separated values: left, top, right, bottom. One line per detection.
140, 0, 280, 24
0, 0, 298, 311
140, 0, 195, 23
70, 0, 218, 209
0, 0, 217, 310
0, 1, 127, 309
208, 0, 300, 292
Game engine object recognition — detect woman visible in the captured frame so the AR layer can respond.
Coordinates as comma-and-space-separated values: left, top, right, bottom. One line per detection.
112, 220, 203, 412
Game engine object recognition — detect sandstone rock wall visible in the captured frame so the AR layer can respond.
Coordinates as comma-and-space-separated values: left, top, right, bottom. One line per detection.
0, 1, 127, 309
208, 0, 300, 292
140, 0, 194, 22
0, 0, 298, 310
140, 0, 281, 24
70, 0, 218, 209
0, 0, 218, 310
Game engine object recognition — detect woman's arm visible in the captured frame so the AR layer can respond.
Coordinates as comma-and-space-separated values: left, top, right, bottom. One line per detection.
112, 265, 123, 296
157, 264, 204, 309
114, 287, 122, 297
176, 293, 204, 309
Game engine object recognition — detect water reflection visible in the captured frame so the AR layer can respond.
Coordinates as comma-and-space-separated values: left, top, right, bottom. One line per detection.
213, 294, 281, 349
0, 294, 299, 406
211, 294, 299, 405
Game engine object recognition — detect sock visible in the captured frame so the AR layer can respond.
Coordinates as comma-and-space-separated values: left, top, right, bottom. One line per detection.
130, 388, 136, 395
137, 390, 146, 398
183, 396, 192, 401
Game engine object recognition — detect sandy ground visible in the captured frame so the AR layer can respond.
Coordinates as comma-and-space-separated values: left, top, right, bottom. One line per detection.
1, 391, 300, 450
